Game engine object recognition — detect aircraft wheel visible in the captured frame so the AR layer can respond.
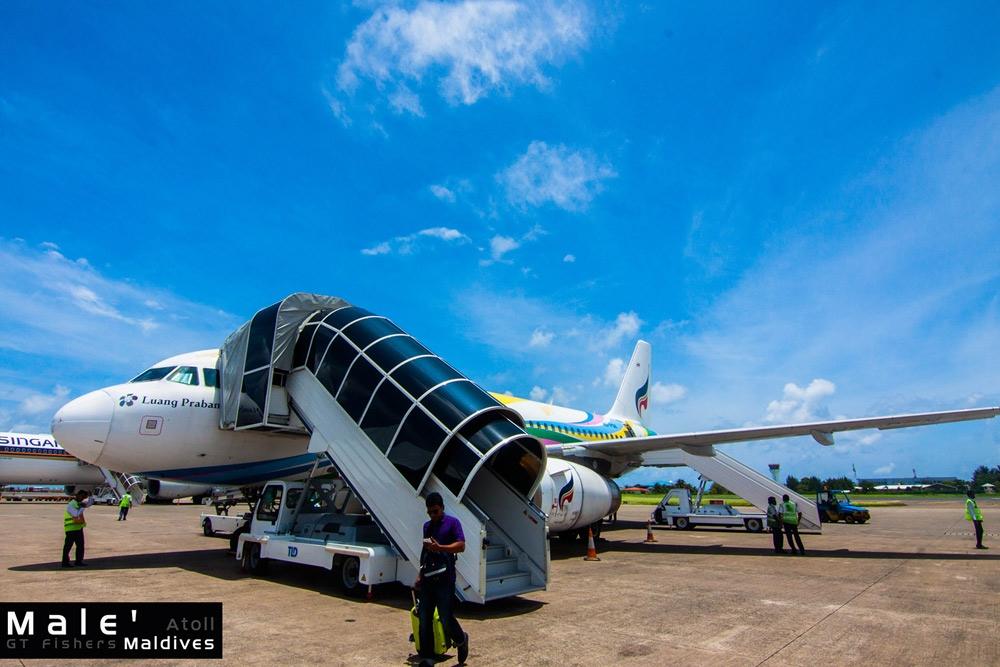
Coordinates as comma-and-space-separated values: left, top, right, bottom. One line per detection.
674, 516, 690, 530
744, 517, 764, 533
202, 518, 215, 537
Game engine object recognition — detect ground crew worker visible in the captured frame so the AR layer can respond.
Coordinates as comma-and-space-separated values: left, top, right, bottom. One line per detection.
415, 492, 469, 665
62, 490, 93, 567
118, 491, 133, 521
767, 496, 784, 554
966, 490, 987, 549
781, 493, 805, 555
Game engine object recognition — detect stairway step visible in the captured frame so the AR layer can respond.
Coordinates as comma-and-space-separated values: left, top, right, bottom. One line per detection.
485, 544, 507, 560
485, 571, 537, 600
486, 557, 520, 578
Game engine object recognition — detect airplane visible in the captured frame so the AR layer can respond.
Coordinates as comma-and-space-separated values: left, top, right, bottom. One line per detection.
0, 431, 213, 502
0, 431, 106, 489
50, 309, 1000, 538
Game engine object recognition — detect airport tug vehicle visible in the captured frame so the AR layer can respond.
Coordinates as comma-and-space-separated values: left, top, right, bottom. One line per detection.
651, 483, 766, 532
235, 475, 410, 597
815, 489, 870, 524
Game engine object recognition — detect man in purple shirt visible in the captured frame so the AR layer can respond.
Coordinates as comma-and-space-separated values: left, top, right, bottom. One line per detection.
415, 492, 469, 664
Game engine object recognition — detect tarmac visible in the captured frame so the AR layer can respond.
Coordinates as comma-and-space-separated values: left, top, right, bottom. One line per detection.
1, 498, 998, 666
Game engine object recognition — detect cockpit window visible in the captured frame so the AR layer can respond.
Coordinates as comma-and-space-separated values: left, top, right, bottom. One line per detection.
203, 368, 220, 388
166, 366, 200, 386
130, 366, 176, 383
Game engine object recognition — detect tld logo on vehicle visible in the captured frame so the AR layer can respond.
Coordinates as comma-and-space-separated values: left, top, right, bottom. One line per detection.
287, 546, 298, 558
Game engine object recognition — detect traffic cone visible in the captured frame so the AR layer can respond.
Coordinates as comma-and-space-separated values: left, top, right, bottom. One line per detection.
644, 519, 657, 543
583, 527, 601, 561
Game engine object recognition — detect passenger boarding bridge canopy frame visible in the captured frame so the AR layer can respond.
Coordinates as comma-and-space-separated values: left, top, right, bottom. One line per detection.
219, 293, 546, 502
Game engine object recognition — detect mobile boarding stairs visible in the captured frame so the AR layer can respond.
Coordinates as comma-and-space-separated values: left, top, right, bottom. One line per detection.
218, 294, 550, 603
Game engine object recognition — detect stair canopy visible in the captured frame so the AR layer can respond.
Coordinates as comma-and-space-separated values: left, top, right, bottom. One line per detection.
219, 293, 546, 501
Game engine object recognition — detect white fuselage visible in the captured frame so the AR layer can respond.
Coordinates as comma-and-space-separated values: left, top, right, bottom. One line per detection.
52, 349, 623, 530
0, 432, 106, 486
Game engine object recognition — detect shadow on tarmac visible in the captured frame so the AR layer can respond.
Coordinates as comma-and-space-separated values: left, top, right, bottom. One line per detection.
8, 549, 545, 617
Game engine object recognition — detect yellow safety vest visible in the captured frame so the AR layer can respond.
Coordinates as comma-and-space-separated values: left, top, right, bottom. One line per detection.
119, 494, 132, 508
64, 501, 86, 532
965, 498, 983, 521
782, 500, 799, 525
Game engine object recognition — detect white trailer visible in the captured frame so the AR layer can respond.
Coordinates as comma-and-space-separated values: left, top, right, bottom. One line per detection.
200, 512, 249, 537
651, 485, 766, 532
235, 477, 415, 597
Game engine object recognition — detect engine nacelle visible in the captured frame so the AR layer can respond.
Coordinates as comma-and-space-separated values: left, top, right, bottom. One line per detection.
146, 479, 213, 501
537, 459, 622, 534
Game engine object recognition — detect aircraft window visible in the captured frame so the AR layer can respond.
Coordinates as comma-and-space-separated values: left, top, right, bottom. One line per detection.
130, 366, 176, 383
256, 485, 283, 523
203, 368, 220, 388
167, 366, 199, 386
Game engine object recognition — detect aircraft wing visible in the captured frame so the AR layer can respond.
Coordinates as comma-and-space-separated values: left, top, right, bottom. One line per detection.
558, 406, 1000, 457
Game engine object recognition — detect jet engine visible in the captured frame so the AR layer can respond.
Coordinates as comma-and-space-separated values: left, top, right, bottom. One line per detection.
537, 458, 622, 534
146, 479, 213, 503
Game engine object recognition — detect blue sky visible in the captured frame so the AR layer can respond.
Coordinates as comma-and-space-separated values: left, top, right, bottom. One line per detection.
2, 1, 999, 485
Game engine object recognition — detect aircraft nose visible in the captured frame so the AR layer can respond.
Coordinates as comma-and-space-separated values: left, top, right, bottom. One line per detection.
52, 389, 114, 464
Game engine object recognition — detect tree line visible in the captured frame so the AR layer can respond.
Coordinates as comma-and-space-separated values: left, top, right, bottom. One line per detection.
633, 464, 1000, 496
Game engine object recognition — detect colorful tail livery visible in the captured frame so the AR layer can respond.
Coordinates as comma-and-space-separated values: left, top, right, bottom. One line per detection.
608, 340, 651, 425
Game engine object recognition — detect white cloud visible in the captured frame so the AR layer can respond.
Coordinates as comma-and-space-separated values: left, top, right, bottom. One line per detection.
651, 382, 687, 404
600, 311, 641, 349
763, 379, 836, 423
66, 284, 158, 332
419, 227, 466, 241
429, 184, 456, 203
601, 358, 624, 387
499, 141, 616, 212
361, 227, 469, 256
479, 234, 520, 266
529, 329, 554, 347
529, 385, 548, 401
18, 385, 70, 415
874, 462, 896, 475
336, 0, 590, 115
361, 241, 392, 256
0, 240, 239, 430
388, 85, 424, 116
550, 386, 573, 405
563, 253, 576, 262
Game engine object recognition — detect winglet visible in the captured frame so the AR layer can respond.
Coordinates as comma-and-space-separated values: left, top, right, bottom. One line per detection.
607, 340, 651, 425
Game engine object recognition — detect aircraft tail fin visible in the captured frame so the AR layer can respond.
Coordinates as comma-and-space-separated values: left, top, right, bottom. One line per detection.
607, 340, 651, 425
